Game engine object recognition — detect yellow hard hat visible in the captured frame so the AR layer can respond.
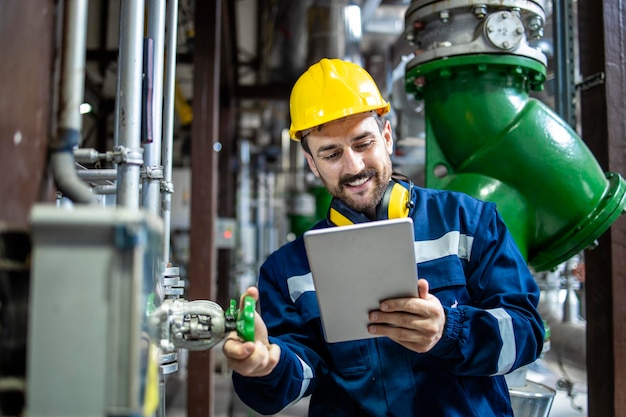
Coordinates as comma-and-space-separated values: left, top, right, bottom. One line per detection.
288, 58, 391, 140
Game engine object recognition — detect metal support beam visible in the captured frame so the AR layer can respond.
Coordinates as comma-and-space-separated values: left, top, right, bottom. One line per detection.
577, 0, 626, 416
217, 0, 239, 309
553, 0, 577, 127
188, 1, 221, 416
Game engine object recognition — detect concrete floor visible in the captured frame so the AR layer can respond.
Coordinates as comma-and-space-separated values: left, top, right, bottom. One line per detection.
164, 373, 309, 417
164, 357, 588, 417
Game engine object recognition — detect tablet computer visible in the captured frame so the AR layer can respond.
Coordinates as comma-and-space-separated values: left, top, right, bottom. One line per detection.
303, 217, 418, 343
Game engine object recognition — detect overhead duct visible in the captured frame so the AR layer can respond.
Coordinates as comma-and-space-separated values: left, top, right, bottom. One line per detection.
307, 0, 363, 67
403, 0, 626, 272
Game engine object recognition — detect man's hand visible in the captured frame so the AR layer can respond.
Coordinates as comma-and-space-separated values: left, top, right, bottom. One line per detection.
367, 278, 445, 353
222, 287, 281, 377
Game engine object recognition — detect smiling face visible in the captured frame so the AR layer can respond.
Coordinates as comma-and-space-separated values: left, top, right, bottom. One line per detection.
303, 112, 394, 219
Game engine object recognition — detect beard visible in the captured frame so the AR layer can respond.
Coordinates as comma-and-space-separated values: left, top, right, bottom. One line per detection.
323, 167, 391, 218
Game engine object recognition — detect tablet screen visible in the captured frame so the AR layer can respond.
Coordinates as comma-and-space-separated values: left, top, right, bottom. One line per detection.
303, 218, 418, 343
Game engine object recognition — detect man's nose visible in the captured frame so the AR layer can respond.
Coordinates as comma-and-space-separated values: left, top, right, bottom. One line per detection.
342, 148, 365, 174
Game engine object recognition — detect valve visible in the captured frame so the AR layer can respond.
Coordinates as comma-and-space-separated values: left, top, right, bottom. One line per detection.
149, 296, 255, 351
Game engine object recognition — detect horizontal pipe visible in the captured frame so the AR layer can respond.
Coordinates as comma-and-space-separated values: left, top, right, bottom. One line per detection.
77, 169, 117, 181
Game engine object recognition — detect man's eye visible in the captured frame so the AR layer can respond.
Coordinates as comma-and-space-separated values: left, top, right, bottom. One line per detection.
322, 152, 340, 161
355, 141, 373, 151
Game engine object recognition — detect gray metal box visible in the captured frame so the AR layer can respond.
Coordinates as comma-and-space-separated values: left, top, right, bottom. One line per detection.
27, 204, 163, 417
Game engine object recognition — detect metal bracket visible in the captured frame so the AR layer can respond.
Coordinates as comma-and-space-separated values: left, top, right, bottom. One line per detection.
141, 165, 165, 180
160, 180, 174, 194
163, 266, 185, 297
576, 72, 605, 92
111, 145, 144, 165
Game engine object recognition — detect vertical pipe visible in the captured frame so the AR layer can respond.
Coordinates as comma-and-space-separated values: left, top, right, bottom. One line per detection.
257, 164, 267, 261
157, 2, 179, 416
58, 0, 86, 137
267, 171, 278, 252
115, 0, 145, 209
50, 0, 96, 204
162, 0, 179, 264
237, 140, 257, 294
142, 0, 167, 217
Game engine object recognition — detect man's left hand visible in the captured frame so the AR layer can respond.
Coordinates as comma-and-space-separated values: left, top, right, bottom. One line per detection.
368, 278, 445, 353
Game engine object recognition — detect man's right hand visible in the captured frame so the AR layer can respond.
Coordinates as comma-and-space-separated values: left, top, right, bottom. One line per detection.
222, 286, 281, 377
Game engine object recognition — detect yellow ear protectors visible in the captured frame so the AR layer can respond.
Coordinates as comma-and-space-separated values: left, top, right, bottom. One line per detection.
327, 173, 414, 226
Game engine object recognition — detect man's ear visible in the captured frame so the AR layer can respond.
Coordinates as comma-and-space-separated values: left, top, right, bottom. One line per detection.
383, 119, 394, 154
303, 151, 320, 177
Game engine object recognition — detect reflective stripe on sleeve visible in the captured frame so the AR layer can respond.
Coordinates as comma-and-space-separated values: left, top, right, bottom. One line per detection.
287, 273, 315, 303
487, 308, 516, 375
279, 354, 313, 412
414, 231, 474, 263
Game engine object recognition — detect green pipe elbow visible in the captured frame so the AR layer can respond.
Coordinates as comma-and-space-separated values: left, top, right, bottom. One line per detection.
407, 55, 626, 271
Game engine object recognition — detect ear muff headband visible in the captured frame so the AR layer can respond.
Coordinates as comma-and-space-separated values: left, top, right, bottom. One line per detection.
327, 174, 413, 226
328, 199, 371, 226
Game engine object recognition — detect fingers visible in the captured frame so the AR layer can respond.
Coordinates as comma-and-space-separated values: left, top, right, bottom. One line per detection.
223, 335, 254, 358
367, 279, 445, 352
379, 279, 436, 314
223, 335, 280, 377
367, 312, 443, 353
418, 278, 429, 299
240, 286, 259, 306
367, 323, 441, 352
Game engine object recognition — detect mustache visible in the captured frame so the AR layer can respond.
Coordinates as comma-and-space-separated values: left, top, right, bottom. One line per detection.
339, 169, 376, 187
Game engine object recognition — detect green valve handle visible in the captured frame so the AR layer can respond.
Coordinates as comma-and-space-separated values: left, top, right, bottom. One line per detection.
226, 296, 255, 342
238, 296, 256, 342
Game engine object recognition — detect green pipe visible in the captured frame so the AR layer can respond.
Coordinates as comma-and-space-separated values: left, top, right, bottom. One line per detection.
289, 186, 332, 237
406, 54, 626, 271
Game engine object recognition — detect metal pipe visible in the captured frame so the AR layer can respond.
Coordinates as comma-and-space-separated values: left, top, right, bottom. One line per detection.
77, 169, 117, 181
74, 148, 103, 164
237, 140, 258, 295
50, 0, 96, 204
142, 0, 167, 217
157, 2, 180, 416
161, 0, 179, 264
115, 0, 146, 209
92, 185, 119, 195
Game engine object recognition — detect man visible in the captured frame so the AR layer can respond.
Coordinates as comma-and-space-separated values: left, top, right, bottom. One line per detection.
223, 58, 544, 416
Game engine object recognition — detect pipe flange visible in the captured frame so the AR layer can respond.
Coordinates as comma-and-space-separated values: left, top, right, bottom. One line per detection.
406, 0, 547, 21
483, 11, 525, 51
404, 0, 547, 66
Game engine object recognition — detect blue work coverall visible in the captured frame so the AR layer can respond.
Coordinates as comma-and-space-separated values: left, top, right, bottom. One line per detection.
233, 184, 545, 416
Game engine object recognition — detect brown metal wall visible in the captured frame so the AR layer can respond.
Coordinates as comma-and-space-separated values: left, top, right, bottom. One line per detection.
187, 1, 221, 416
0, 0, 56, 230
578, 0, 626, 416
